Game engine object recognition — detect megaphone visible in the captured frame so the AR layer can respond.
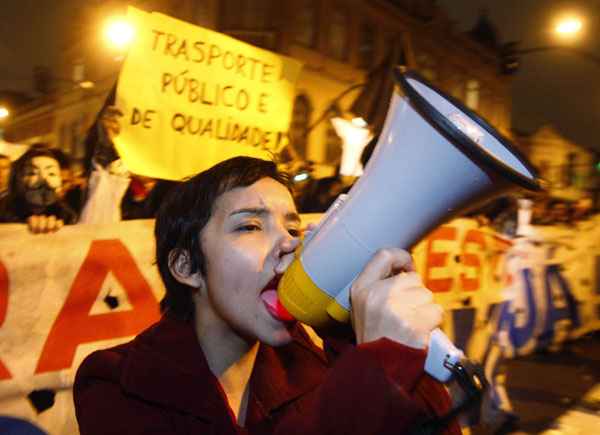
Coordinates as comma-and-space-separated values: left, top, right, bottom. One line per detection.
277, 69, 541, 380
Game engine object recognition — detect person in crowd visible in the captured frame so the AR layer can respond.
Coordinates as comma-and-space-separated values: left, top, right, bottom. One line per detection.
492, 198, 517, 236
0, 144, 77, 233
546, 199, 573, 226
120, 174, 157, 220
0, 153, 11, 199
296, 173, 350, 213
80, 100, 177, 222
119, 173, 180, 220
571, 196, 593, 221
53, 149, 87, 216
530, 196, 551, 226
74, 156, 462, 435
296, 135, 379, 214
468, 196, 517, 236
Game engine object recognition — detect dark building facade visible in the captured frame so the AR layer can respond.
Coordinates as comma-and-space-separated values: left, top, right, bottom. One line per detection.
5, 0, 511, 172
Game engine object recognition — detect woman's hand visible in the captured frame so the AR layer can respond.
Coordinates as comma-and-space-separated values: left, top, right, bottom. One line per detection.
350, 248, 443, 348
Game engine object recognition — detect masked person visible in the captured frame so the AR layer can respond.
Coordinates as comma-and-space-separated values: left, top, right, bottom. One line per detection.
74, 156, 462, 435
0, 145, 77, 233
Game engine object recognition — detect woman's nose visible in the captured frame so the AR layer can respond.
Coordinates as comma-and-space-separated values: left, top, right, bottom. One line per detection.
273, 230, 300, 274
277, 230, 300, 256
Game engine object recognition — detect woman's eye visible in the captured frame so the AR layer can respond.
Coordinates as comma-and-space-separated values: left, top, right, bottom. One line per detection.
237, 224, 261, 232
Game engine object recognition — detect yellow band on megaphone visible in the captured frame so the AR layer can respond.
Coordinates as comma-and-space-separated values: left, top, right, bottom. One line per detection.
278, 258, 334, 328
326, 300, 351, 323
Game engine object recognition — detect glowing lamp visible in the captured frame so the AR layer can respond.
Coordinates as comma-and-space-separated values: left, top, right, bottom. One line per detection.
555, 18, 583, 36
104, 18, 135, 50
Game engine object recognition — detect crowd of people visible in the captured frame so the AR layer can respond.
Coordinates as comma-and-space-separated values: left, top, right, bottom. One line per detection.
0, 144, 173, 232
0, 105, 181, 233
0, 112, 373, 232
0, 110, 595, 238
467, 193, 595, 237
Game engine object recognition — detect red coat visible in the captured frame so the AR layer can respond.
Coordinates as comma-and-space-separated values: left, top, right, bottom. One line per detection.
74, 316, 461, 435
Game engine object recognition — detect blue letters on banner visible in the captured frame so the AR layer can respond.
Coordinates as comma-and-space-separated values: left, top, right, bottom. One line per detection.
496, 266, 580, 353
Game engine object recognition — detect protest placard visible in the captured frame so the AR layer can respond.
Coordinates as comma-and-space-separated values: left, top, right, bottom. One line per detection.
114, 7, 302, 180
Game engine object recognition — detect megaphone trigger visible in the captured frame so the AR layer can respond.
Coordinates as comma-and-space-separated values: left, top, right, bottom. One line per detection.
425, 328, 465, 383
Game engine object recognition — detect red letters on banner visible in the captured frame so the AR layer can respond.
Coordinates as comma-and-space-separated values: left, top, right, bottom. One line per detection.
35, 240, 160, 374
460, 230, 486, 291
490, 235, 513, 285
425, 226, 456, 292
0, 260, 12, 379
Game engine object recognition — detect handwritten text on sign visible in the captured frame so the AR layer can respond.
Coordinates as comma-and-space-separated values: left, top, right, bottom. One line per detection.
115, 7, 302, 180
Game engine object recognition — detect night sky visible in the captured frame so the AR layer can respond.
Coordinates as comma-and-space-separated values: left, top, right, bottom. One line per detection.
0, 1, 66, 93
438, 0, 600, 152
1, 0, 599, 151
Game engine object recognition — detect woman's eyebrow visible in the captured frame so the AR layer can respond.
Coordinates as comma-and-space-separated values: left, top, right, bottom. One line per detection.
285, 212, 301, 224
229, 207, 301, 224
229, 207, 269, 218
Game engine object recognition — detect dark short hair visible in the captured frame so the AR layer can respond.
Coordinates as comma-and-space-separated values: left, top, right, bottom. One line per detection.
154, 156, 292, 321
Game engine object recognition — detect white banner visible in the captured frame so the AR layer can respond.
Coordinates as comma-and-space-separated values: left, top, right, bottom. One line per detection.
0, 221, 164, 435
1, 216, 599, 433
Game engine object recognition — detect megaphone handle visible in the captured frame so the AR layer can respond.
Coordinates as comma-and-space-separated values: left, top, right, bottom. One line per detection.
424, 328, 465, 383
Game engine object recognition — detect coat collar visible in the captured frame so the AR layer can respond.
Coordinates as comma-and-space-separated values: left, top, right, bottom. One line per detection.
248, 324, 327, 417
120, 316, 226, 420
120, 316, 327, 422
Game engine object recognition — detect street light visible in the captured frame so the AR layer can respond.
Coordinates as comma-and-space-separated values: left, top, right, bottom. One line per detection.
500, 14, 598, 74
0, 106, 9, 140
78, 80, 95, 90
555, 17, 583, 37
104, 17, 135, 51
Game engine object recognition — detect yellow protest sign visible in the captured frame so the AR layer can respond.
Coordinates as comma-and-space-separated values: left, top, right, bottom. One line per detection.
114, 7, 303, 180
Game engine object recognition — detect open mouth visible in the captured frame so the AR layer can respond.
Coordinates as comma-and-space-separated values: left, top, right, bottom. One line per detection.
260, 275, 295, 322
262, 275, 281, 293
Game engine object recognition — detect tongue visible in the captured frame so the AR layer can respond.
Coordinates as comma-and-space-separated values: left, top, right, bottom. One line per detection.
260, 290, 295, 322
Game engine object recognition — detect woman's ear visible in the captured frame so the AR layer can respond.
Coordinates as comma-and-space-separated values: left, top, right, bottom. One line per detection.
168, 249, 205, 289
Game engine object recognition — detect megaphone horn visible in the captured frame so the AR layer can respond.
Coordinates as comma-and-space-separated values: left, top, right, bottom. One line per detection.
278, 68, 541, 328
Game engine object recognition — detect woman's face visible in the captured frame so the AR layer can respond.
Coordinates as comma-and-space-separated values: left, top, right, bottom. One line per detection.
197, 177, 301, 347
